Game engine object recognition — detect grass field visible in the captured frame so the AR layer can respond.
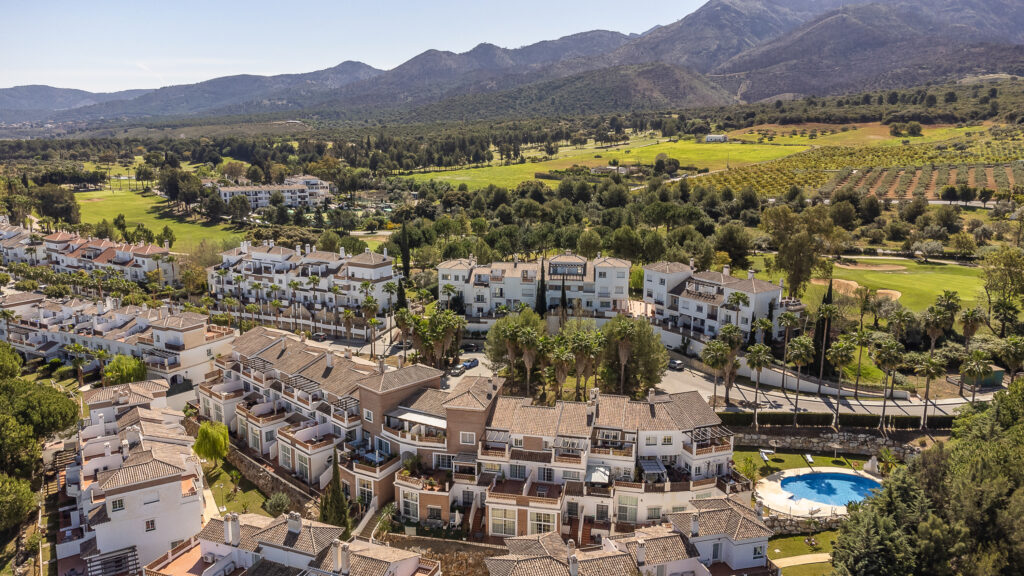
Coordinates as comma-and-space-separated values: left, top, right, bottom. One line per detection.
76, 189, 242, 253
733, 449, 868, 478
777, 562, 832, 576
728, 122, 982, 148
768, 531, 838, 560
206, 462, 271, 516
409, 139, 806, 190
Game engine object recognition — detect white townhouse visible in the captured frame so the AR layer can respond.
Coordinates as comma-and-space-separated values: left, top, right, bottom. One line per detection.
667, 499, 776, 571
216, 174, 333, 209
643, 261, 804, 345
437, 251, 630, 319
145, 512, 440, 576
0, 297, 235, 386
58, 380, 208, 576
207, 241, 398, 334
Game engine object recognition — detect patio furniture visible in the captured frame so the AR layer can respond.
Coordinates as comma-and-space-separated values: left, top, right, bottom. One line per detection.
804, 454, 814, 465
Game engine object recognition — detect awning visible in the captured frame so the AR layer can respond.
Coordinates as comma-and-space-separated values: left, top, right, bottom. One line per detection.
585, 465, 611, 484
639, 459, 667, 475
454, 452, 477, 465
486, 430, 510, 443
386, 408, 447, 429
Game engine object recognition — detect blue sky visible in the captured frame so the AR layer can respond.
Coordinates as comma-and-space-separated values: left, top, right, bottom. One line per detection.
1, 0, 704, 92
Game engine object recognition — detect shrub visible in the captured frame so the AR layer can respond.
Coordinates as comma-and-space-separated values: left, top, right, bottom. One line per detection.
266, 492, 290, 516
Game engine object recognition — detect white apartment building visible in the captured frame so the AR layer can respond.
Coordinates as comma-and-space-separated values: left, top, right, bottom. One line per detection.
0, 297, 235, 386
58, 379, 207, 576
437, 252, 630, 318
144, 512, 440, 576
643, 261, 804, 345
0, 223, 178, 284
216, 175, 333, 209
207, 241, 398, 334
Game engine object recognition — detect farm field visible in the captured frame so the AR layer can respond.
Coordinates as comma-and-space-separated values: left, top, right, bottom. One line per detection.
820, 163, 1021, 199
728, 122, 981, 147
408, 139, 805, 189
76, 188, 242, 253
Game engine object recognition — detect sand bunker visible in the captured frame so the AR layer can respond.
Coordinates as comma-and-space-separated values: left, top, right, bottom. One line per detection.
811, 278, 902, 301
835, 262, 907, 271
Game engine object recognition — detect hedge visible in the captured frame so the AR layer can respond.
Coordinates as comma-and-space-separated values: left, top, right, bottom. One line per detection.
717, 411, 954, 430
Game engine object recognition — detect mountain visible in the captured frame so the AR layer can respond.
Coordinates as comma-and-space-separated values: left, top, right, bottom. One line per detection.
709, 0, 1024, 101
2, 0, 1023, 129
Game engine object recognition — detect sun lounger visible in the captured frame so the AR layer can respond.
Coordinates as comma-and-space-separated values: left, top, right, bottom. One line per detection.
760, 451, 770, 463
804, 454, 814, 465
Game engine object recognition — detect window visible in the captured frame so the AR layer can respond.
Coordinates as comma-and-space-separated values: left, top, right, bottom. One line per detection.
249, 429, 260, 451
647, 506, 662, 521
280, 444, 292, 467
111, 499, 124, 512
363, 409, 373, 423
509, 464, 526, 480
297, 454, 309, 480
529, 512, 555, 534
645, 436, 656, 446
596, 504, 609, 522
357, 479, 373, 505
617, 271, 626, 278
375, 437, 391, 455
598, 271, 607, 279
435, 454, 454, 470
741, 317, 749, 325
656, 566, 666, 576
617, 495, 638, 523
697, 305, 703, 313
145, 519, 156, 532
170, 540, 184, 549
562, 470, 581, 481
753, 545, 765, 559
427, 506, 442, 521
143, 492, 159, 505
662, 435, 672, 445
615, 287, 624, 294
491, 508, 516, 536
401, 491, 419, 521
658, 278, 666, 286
538, 467, 553, 482
483, 462, 501, 473
460, 432, 476, 446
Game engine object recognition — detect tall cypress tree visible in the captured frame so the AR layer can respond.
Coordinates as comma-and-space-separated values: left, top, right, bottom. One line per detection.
396, 281, 407, 310
400, 222, 411, 280
320, 458, 353, 538
534, 266, 546, 317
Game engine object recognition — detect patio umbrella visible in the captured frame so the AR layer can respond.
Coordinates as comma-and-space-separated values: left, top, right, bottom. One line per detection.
453, 510, 462, 526
769, 438, 781, 451
827, 441, 843, 459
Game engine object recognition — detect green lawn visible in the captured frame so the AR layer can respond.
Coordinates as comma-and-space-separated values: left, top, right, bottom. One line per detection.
76, 189, 242, 253
778, 562, 832, 576
769, 531, 838, 560
733, 449, 868, 479
408, 139, 805, 190
205, 462, 271, 516
841, 346, 886, 386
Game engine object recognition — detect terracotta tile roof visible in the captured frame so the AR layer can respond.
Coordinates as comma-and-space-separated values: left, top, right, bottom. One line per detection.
667, 498, 772, 541
592, 256, 631, 268
245, 559, 302, 576
356, 364, 442, 393
347, 250, 392, 266
443, 376, 503, 411
593, 393, 720, 432
307, 539, 417, 576
44, 232, 76, 242
255, 340, 322, 374
96, 458, 182, 491
197, 514, 277, 552
663, 392, 722, 430
488, 397, 531, 430
250, 516, 344, 555
149, 312, 208, 330
489, 532, 638, 576
294, 353, 374, 398
556, 402, 591, 438
643, 261, 692, 274
438, 258, 476, 269
610, 524, 695, 565
231, 326, 285, 358
81, 379, 169, 406
399, 388, 448, 418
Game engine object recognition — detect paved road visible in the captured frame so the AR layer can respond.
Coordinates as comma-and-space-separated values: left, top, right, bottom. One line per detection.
656, 365, 989, 418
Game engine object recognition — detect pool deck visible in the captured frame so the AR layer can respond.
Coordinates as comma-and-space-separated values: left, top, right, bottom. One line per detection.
755, 466, 882, 518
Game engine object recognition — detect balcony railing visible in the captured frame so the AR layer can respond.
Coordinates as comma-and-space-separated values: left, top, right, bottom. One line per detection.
685, 441, 732, 456
383, 425, 446, 445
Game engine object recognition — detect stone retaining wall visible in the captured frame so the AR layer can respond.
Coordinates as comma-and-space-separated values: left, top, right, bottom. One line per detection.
382, 534, 505, 574
763, 514, 845, 536
733, 428, 921, 460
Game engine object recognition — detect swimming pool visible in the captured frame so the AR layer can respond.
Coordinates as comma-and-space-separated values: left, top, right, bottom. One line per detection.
780, 472, 881, 507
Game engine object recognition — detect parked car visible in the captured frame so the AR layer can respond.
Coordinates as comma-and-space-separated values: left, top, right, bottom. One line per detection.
462, 358, 480, 370
449, 365, 466, 377
668, 359, 685, 371
460, 343, 480, 352
312, 332, 328, 342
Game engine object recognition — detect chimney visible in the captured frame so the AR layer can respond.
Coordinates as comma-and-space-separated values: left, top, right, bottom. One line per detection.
339, 247, 346, 258
364, 248, 370, 254
269, 240, 275, 247
722, 265, 731, 277
589, 388, 599, 403
326, 353, 333, 368
163, 240, 170, 249
120, 439, 129, 459
691, 514, 700, 537
224, 513, 233, 545
305, 243, 311, 255
568, 554, 579, 576
296, 244, 302, 256
287, 512, 302, 534
689, 258, 695, 270
748, 269, 755, 280
230, 513, 240, 546
779, 278, 785, 289
636, 540, 646, 567
341, 543, 351, 575
330, 540, 343, 572
103, 442, 111, 457
378, 355, 385, 374
567, 539, 575, 555
382, 247, 388, 257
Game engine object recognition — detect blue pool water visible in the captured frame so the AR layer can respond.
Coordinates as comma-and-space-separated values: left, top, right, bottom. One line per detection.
780, 472, 881, 506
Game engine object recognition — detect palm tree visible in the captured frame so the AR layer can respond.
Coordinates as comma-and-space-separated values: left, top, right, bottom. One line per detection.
935, 289, 962, 320
244, 303, 260, 326
441, 284, 458, 310
367, 318, 383, 357
251, 282, 264, 301
744, 343, 773, 431
270, 299, 284, 328
725, 292, 749, 323
382, 281, 398, 344
342, 309, 356, 341
394, 308, 413, 362
497, 322, 519, 392
1000, 335, 1024, 386
872, 337, 904, 434
959, 307, 985, 354
778, 312, 800, 393
921, 306, 951, 358
914, 356, 945, 430
854, 286, 876, 330
850, 329, 873, 397
234, 275, 245, 299
786, 335, 816, 426
64, 343, 92, 388
717, 324, 744, 405
701, 340, 729, 409
549, 343, 574, 404
288, 280, 302, 304
887, 306, 915, 343
816, 303, 840, 389
753, 317, 773, 345
0, 309, 19, 340
519, 327, 540, 398
826, 338, 855, 428
962, 349, 993, 404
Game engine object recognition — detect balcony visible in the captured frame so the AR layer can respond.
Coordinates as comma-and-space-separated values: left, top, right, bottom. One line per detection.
278, 421, 338, 452
394, 469, 452, 493
590, 442, 635, 460
235, 400, 288, 424
382, 424, 446, 446
339, 442, 399, 476
685, 440, 732, 456
478, 442, 510, 460
486, 475, 563, 509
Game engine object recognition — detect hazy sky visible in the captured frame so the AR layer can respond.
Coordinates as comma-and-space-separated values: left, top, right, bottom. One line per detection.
1, 0, 704, 93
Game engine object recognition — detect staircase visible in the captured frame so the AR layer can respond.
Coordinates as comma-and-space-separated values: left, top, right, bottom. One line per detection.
470, 508, 486, 540
581, 520, 595, 546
